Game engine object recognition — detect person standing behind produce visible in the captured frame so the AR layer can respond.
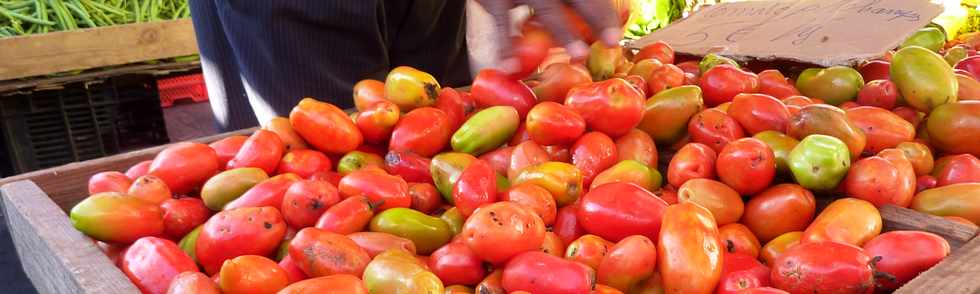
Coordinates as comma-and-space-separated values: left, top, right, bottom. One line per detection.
190, 0, 620, 132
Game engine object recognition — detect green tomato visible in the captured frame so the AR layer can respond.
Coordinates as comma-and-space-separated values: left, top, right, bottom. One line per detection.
451, 106, 520, 156
337, 150, 385, 175
788, 134, 851, 191
754, 131, 800, 176
430, 152, 477, 203
178, 225, 202, 264
891, 45, 958, 113
370, 208, 452, 255
795, 66, 864, 105
901, 27, 946, 52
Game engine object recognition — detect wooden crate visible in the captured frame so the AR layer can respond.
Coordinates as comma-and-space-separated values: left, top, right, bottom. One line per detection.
0, 128, 978, 293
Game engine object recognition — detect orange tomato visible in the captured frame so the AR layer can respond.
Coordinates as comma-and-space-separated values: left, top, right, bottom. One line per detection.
462, 202, 546, 264
353, 79, 386, 111
597, 235, 658, 292
166, 272, 220, 294
718, 223, 762, 258
742, 184, 816, 242
277, 274, 369, 294
801, 198, 882, 246
526, 102, 587, 147
128, 175, 171, 205
539, 231, 565, 257
760, 231, 803, 266
288, 228, 371, 277
355, 100, 400, 144
658, 202, 723, 294
290, 98, 362, 154
263, 116, 309, 152
615, 129, 658, 167
677, 179, 744, 225
503, 183, 558, 225
218, 255, 289, 294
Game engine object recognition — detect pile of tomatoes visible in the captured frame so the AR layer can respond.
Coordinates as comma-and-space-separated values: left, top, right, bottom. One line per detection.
70, 31, 980, 294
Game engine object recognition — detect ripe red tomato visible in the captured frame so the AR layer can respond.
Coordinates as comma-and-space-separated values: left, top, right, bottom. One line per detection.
533, 63, 593, 103
648, 64, 685, 95
564, 234, 613, 271
717, 252, 771, 294
160, 198, 210, 240
149, 142, 220, 194
277, 255, 308, 283
288, 228, 371, 277
728, 93, 791, 135
218, 255, 289, 294
278, 149, 332, 179
389, 107, 452, 157
578, 182, 669, 241
667, 143, 718, 187
658, 202, 723, 294
625, 75, 648, 97
553, 205, 586, 245
512, 25, 555, 79
196, 207, 286, 275
480, 146, 515, 176
471, 69, 536, 118
501, 251, 595, 294
383, 150, 432, 184
565, 78, 645, 138
125, 160, 153, 180
88, 171, 132, 194
166, 272, 220, 294
223, 174, 301, 210
290, 98, 362, 154
856, 80, 898, 109
453, 159, 498, 217
227, 130, 284, 174
408, 183, 441, 214
462, 202, 546, 264
544, 145, 572, 163
935, 154, 980, 186
503, 183, 558, 225
355, 100, 400, 144
572, 132, 619, 187
597, 235, 658, 292
862, 231, 950, 290
429, 241, 488, 285
757, 70, 800, 99
742, 184, 816, 242
121, 237, 197, 294
315, 196, 375, 234
700, 65, 760, 107
635, 41, 675, 64
716, 138, 776, 195
436, 87, 478, 130
209, 136, 247, 170
526, 102, 586, 146
689, 108, 747, 152
353, 79, 386, 112
843, 148, 916, 207
846, 106, 916, 155
858, 60, 890, 82
338, 170, 410, 211
616, 129, 658, 167
282, 180, 340, 229
771, 241, 874, 294
508, 141, 550, 181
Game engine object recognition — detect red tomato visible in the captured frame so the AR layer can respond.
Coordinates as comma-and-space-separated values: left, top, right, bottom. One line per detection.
277, 255, 308, 284
278, 149, 332, 179
578, 182, 669, 241
956, 55, 980, 78
429, 241, 487, 286
615, 129, 658, 167
935, 154, 980, 186
856, 80, 898, 109
501, 251, 595, 294
160, 198, 210, 240
533, 63, 593, 103
353, 79, 386, 111
677, 178, 744, 225
891, 106, 924, 128
742, 184, 816, 242
718, 270, 767, 294
917, 174, 938, 192
196, 207, 286, 275
554, 204, 586, 245
539, 231, 565, 256
503, 183, 558, 225
338, 170, 410, 211
719, 223, 762, 258
700, 65, 760, 107
658, 202, 723, 294
716, 138, 776, 195
544, 145, 572, 163
572, 132, 619, 187
728, 93, 791, 134
771, 241, 874, 294
597, 235, 658, 292
453, 159, 498, 217
526, 102, 586, 146
88, 171, 132, 194
757, 70, 800, 99
689, 108, 747, 152
218, 255, 289, 294
209, 136, 247, 170
166, 271, 221, 294
846, 106, 916, 155
121, 237, 197, 294
677, 60, 700, 76
480, 146, 515, 176
315, 195, 375, 234
648, 64, 685, 95
436, 87, 478, 130
462, 202, 546, 264
347, 231, 417, 257
471, 69, 536, 118
290, 98, 362, 154
288, 228, 371, 277
509, 141, 550, 180
224, 174, 302, 210
857, 60, 890, 82
149, 142, 220, 194
389, 107, 452, 157
125, 160, 153, 180
282, 180, 340, 229
383, 150, 432, 184
737, 287, 790, 294
862, 231, 950, 290
408, 183, 441, 214
227, 130, 284, 174
625, 75, 648, 97
355, 100, 400, 144
635, 41, 675, 64
277, 275, 369, 294
564, 234, 612, 271
565, 78, 645, 138
509, 122, 533, 146
667, 143, 718, 187
512, 25, 555, 79
843, 148, 916, 207
717, 252, 773, 294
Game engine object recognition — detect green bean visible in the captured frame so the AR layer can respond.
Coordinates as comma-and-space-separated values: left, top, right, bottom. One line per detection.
35, 0, 48, 33
64, 1, 93, 28
80, 0, 128, 17
131, 0, 140, 22
2, 1, 33, 10
0, 6, 55, 26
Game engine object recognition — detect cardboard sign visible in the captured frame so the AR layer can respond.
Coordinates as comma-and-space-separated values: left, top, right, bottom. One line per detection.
631, 0, 944, 66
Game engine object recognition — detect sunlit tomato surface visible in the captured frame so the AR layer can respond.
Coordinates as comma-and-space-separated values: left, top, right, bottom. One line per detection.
677, 178, 743, 225
801, 198, 882, 246
667, 143, 718, 187
315, 195, 375, 234
525, 102, 586, 146
338, 169, 410, 211
218, 255, 289, 294
289, 98, 362, 154
689, 108, 747, 152
278, 149, 332, 179
471, 68, 536, 118
389, 107, 452, 157
166, 271, 221, 294
513, 161, 584, 207
699, 64, 760, 107
846, 106, 915, 155
564, 234, 613, 271
742, 184, 815, 242
196, 207, 286, 275
862, 231, 950, 290
127, 175, 170, 205
658, 202, 723, 294
149, 142, 220, 194
508, 141, 550, 181
385, 66, 440, 111
88, 171, 132, 195
716, 138, 776, 195
728, 93, 791, 134
771, 241, 874, 294
347, 231, 417, 258
897, 141, 934, 176
578, 182, 669, 241
453, 159, 498, 217
565, 78, 645, 138
571, 132, 618, 187
648, 64, 685, 95
501, 251, 595, 294
934, 154, 980, 186
462, 202, 546, 264
634, 41, 674, 64
503, 183, 558, 225
121, 237, 197, 294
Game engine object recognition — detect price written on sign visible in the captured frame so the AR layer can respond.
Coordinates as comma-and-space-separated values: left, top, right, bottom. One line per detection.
632, 0, 943, 66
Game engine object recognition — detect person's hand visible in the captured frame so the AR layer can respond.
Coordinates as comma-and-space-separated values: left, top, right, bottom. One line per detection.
477, 0, 622, 73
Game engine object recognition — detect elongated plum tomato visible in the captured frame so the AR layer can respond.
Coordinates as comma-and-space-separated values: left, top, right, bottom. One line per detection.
209, 136, 247, 170
658, 202, 723, 294
856, 79, 898, 109
218, 255, 289, 294
388, 107, 452, 157
70, 192, 164, 244
862, 231, 950, 290
616, 129, 658, 167
227, 129, 284, 175
277, 275, 369, 294
288, 227, 371, 277
462, 202, 546, 264
281, 179, 341, 229
635, 40, 674, 64
727, 93, 791, 134
564, 78, 645, 138
508, 141, 550, 181
771, 241, 874, 294
501, 251, 595, 294
121, 237, 197, 294
503, 183, 558, 225
160, 197, 211, 240
338, 169, 410, 211
511, 24, 554, 79
195, 207, 286, 275
471, 68, 536, 118
347, 231, 417, 258
263, 116, 308, 152
572, 132, 618, 187
667, 142, 717, 187
166, 272, 221, 294
801, 198, 882, 246
126, 160, 154, 180
290, 98, 362, 155
843, 148, 916, 207
845, 106, 915, 155
578, 182, 668, 242
598, 235, 658, 292
148, 142, 220, 194
677, 178, 744, 225
428, 241, 487, 286
699, 64, 760, 107
277, 149, 333, 179
453, 159, 498, 217
436, 87, 477, 130
757, 69, 800, 99
525, 102, 586, 146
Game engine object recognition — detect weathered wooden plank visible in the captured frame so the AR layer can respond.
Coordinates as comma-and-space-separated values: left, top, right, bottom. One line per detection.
0, 60, 200, 94
880, 205, 979, 251
896, 234, 980, 293
0, 181, 137, 294
0, 128, 255, 211
0, 19, 198, 80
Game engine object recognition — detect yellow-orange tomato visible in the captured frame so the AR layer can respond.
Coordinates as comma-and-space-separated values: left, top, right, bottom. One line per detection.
677, 179, 744, 225
513, 161, 585, 207
384, 66, 440, 110
718, 223, 761, 258
127, 175, 172, 205
218, 255, 289, 294
802, 198, 882, 246
760, 231, 802, 266
263, 116, 309, 152
277, 274, 369, 294
741, 184, 816, 242
290, 98, 362, 155
658, 202, 723, 294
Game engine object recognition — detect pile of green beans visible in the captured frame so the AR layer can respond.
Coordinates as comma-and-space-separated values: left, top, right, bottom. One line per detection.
0, 0, 189, 38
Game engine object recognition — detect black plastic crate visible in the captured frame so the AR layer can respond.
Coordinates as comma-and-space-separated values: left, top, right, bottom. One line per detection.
0, 74, 170, 176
